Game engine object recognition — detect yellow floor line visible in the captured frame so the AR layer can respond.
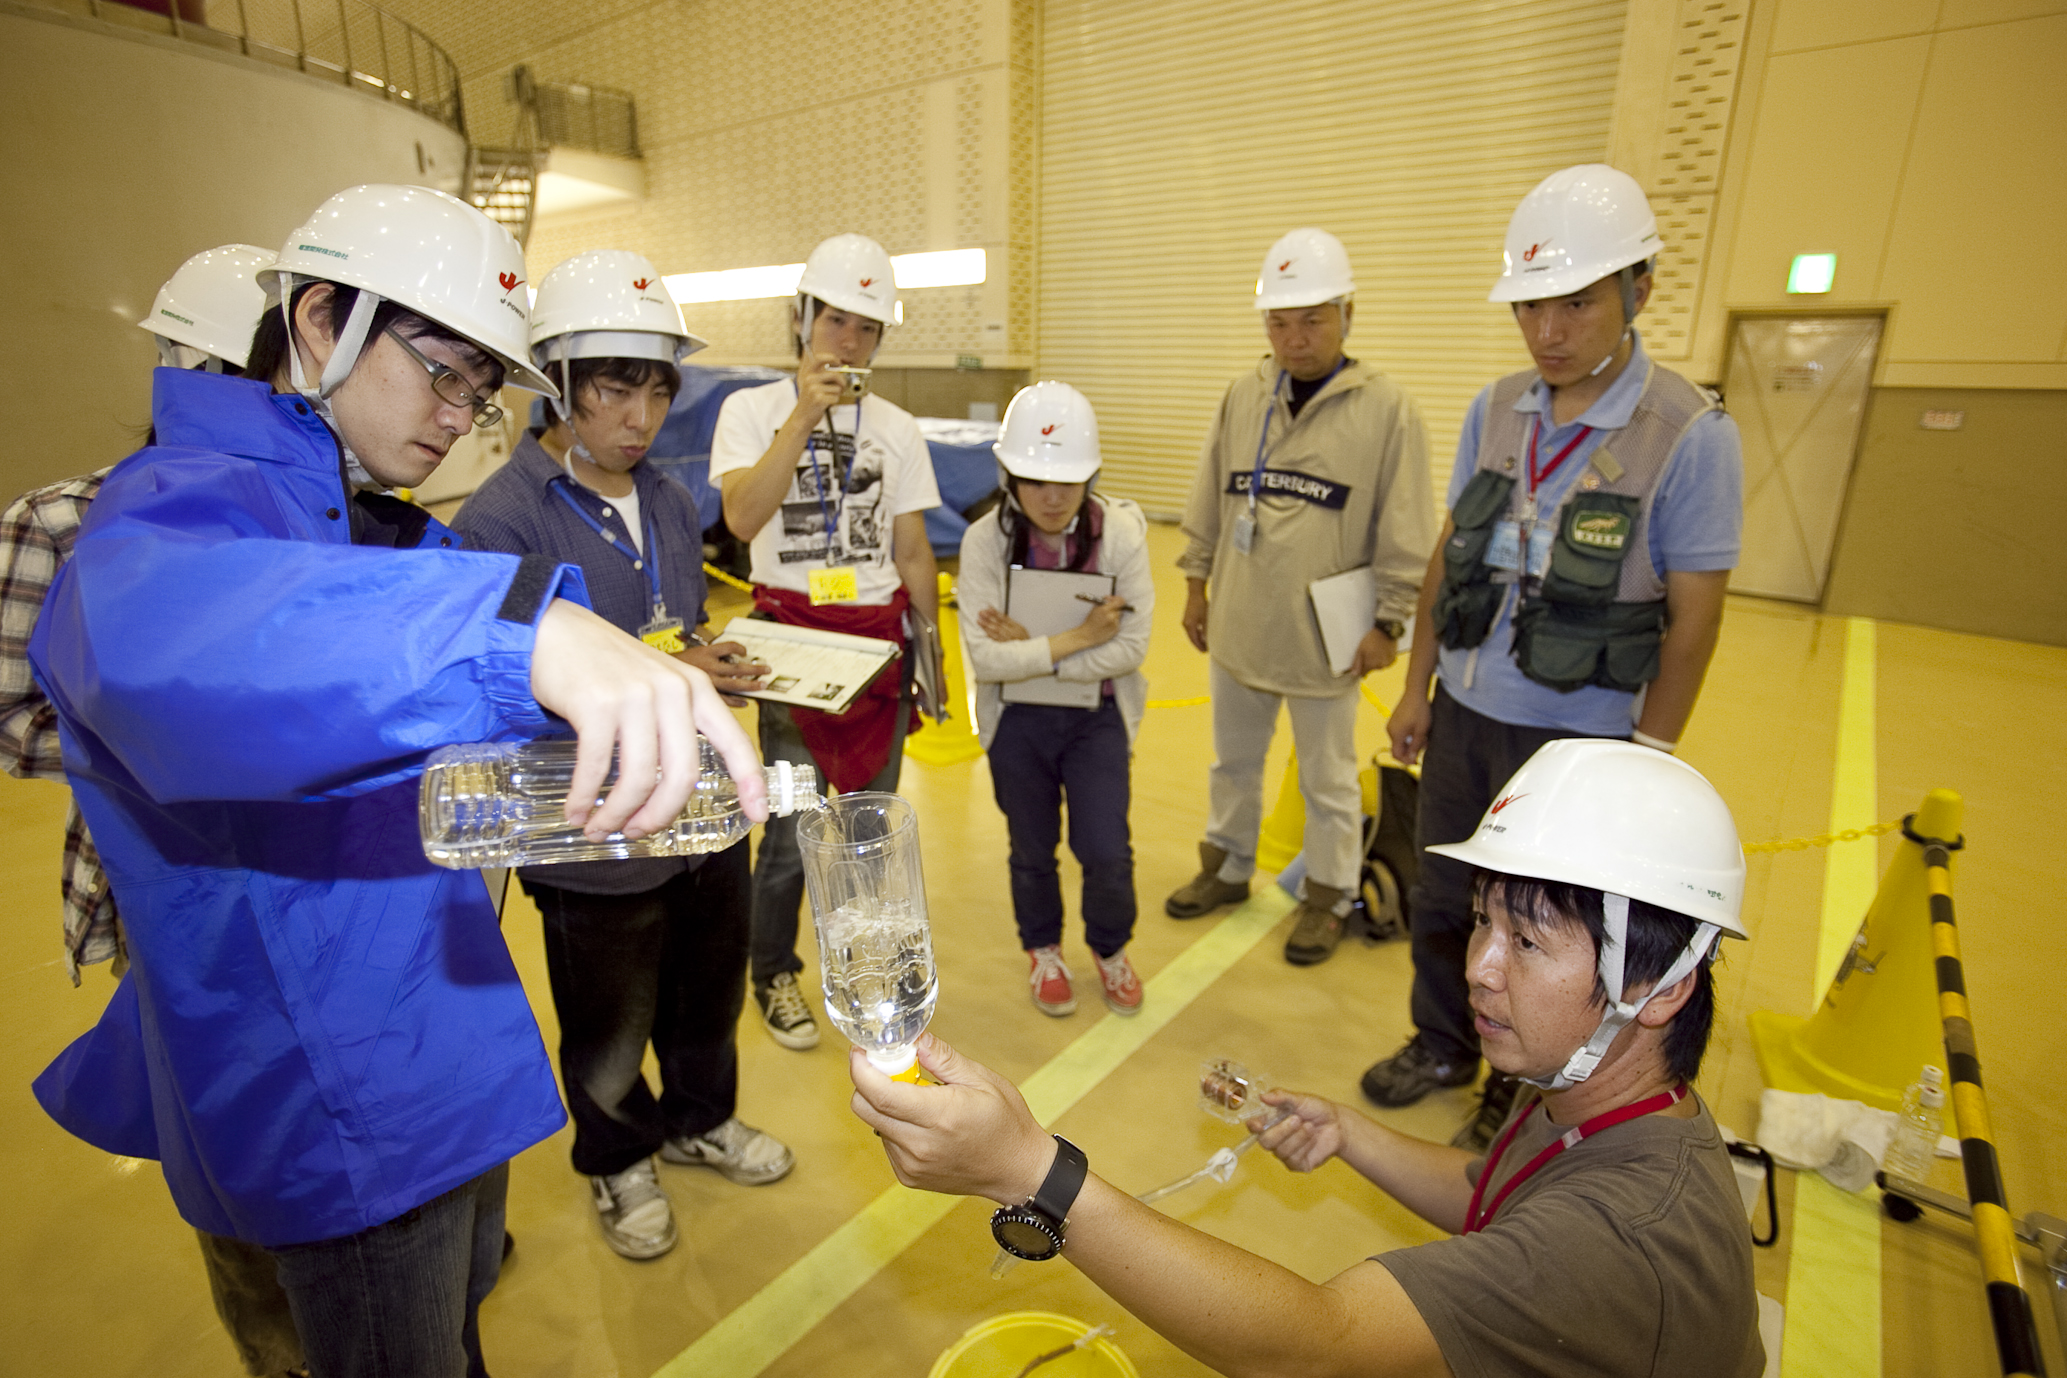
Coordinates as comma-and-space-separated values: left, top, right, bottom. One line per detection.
654, 886, 1298, 1378
1783, 615, 1881, 1378
1816, 617, 1880, 998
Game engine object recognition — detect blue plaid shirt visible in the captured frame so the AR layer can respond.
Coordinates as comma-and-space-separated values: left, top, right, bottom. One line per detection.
452, 431, 714, 895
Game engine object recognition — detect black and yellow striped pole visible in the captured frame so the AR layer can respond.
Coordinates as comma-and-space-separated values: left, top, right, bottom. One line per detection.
1921, 821, 2048, 1378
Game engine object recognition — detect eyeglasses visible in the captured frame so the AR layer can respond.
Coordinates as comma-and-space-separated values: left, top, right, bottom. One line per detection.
386, 328, 503, 428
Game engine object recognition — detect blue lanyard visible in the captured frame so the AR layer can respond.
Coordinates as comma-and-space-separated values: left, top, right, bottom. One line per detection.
802, 383, 863, 565
1248, 358, 1347, 511
550, 477, 666, 622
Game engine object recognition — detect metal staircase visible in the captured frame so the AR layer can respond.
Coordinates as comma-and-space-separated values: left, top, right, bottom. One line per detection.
464, 147, 538, 248
464, 66, 642, 248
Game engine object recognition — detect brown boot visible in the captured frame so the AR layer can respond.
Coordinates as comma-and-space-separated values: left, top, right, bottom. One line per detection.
1283, 882, 1351, 965
1164, 842, 1249, 918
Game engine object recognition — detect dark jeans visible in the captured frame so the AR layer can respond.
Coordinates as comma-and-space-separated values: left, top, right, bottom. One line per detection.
1408, 684, 1604, 1064
198, 1229, 304, 1376
749, 698, 910, 986
269, 1164, 507, 1378
987, 699, 1136, 957
526, 845, 751, 1178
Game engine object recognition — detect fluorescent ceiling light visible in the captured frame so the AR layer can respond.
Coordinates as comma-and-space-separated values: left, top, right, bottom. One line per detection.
1787, 253, 1836, 294
664, 248, 986, 305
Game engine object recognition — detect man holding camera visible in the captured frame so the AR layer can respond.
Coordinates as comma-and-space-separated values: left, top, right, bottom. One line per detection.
1167, 228, 1435, 966
711, 232, 940, 1053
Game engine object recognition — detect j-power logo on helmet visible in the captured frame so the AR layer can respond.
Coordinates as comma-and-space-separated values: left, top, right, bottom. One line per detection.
1484, 792, 1526, 834
497, 271, 526, 319
1041, 424, 1057, 435
1522, 240, 1552, 268
633, 277, 651, 290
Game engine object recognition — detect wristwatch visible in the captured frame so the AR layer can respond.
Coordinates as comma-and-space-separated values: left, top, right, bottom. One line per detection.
1373, 618, 1406, 641
990, 1135, 1088, 1262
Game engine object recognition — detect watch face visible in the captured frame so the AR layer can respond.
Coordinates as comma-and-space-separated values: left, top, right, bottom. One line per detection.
993, 1210, 1060, 1260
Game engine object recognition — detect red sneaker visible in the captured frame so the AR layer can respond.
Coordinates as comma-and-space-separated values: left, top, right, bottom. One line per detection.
1026, 945, 1076, 1016
1092, 949, 1143, 1016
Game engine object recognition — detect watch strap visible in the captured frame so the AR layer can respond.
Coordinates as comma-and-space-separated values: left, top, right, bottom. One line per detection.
1030, 1135, 1088, 1226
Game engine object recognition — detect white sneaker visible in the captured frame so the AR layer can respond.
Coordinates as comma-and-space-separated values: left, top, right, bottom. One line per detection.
755, 972, 820, 1050
661, 1116, 795, 1186
589, 1158, 676, 1260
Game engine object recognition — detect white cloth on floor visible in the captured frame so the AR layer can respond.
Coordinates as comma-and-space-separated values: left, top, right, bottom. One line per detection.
1755, 1089, 1898, 1192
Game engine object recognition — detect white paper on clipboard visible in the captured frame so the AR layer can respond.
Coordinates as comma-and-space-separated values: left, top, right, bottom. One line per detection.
1308, 565, 1380, 676
715, 617, 899, 714
999, 566, 1115, 708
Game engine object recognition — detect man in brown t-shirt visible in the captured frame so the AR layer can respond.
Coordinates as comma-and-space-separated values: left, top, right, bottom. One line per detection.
851, 740, 1764, 1378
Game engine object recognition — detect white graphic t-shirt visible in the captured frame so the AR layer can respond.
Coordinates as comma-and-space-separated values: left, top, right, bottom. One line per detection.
709, 381, 942, 607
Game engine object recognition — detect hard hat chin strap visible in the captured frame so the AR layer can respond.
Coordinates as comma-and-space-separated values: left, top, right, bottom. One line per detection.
1521, 896, 1720, 1091
280, 276, 382, 490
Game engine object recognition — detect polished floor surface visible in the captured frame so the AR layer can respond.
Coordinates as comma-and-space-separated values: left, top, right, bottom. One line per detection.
3, 520, 2062, 1377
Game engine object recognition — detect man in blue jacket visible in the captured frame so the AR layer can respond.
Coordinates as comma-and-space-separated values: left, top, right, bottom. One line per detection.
28, 186, 763, 1378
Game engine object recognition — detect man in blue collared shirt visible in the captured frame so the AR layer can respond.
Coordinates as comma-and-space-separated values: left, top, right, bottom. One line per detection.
1361, 166, 1743, 1145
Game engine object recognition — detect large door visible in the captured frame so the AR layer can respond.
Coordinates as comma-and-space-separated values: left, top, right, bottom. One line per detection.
1724, 316, 1882, 602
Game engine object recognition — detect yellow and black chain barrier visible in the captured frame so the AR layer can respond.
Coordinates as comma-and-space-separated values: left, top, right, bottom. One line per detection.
1920, 828, 2045, 1378
715, 560, 1905, 852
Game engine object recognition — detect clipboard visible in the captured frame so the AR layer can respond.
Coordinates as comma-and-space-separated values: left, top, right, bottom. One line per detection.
999, 566, 1115, 708
714, 617, 899, 714
1308, 565, 1379, 676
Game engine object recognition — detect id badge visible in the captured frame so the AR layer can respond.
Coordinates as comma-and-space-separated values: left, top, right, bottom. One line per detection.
639, 616, 685, 654
1486, 520, 1523, 572
808, 565, 860, 605
1231, 512, 1256, 555
1525, 522, 1555, 579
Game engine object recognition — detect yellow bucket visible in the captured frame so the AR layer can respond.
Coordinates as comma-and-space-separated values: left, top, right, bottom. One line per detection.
928, 1311, 1137, 1378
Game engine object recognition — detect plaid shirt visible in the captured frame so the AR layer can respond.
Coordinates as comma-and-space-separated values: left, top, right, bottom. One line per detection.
2, 469, 122, 982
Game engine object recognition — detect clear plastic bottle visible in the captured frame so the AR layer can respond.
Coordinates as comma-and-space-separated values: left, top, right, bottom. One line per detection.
419, 736, 818, 869
798, 794, 936, 1081
1883, 1064, 1946, 1183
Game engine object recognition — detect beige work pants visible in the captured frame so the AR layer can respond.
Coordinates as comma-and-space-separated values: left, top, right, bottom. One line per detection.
1203, 659, 1363, 892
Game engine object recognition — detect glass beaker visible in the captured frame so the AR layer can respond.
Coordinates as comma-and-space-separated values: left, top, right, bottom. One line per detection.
797, 792, 937, 1081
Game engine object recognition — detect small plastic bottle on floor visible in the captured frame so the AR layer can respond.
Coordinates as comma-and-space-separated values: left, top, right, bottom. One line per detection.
1883, 1064, 1946, 1183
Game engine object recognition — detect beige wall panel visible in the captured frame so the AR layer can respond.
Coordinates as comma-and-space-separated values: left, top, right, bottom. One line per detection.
1038, 0, 1627, 515
381, 0, 1031, 368
0, 10, 466, 500
1874, 16, 2067, 364
1718, 38, 1930, 309
1823, 387, 2067, 645
1768, 0, 1941, 53
1936, 0, 2067, 25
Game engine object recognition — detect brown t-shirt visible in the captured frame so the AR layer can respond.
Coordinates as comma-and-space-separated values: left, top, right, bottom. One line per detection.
1379, 1094, 1763, 1378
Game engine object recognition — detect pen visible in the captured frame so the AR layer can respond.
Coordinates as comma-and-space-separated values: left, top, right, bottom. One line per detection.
1075, 593, 1136, 613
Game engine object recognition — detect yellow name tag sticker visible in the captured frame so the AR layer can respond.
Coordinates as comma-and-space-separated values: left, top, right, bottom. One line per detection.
808, 566, 860, 605
640, 623, 686, 654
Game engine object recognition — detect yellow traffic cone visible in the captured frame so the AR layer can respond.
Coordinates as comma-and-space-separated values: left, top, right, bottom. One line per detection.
1256, 752, 1304, 873
1749, 789, 1962, 1120
905, 572, 985, 768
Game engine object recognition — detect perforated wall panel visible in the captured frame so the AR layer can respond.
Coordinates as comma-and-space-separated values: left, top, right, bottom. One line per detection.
1037, 0, 1628, 516
1642, 0, 1750, 362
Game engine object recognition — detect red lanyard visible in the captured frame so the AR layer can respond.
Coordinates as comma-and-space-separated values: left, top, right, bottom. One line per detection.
1461, 1082, 1688, 1234
1526, 417, 1593, 498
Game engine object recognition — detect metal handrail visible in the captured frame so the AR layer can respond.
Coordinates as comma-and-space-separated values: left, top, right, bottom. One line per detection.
511, 65, 639, 159
25, 0, 466, 137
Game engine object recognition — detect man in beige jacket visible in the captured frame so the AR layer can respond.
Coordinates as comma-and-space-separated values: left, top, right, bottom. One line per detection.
1168, 228, 1436, 963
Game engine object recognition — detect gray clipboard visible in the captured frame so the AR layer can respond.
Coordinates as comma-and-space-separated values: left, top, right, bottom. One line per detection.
998, 566, 1115, 708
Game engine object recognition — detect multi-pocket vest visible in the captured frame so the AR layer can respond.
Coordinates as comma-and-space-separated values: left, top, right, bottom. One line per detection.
1433, 364, 1717, 694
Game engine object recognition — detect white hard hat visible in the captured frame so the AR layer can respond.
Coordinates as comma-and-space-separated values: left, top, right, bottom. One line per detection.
1255, 228, 1356, 313
995, 381, 1101, 484
262, 184, 558, 398
530, 249, 707, 367
139, 243, 274, 371
1430, 738, 1746, 1088
796, 233, 900, 334
1430, 738, 1745, 936
1488, 164, 1662, 304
